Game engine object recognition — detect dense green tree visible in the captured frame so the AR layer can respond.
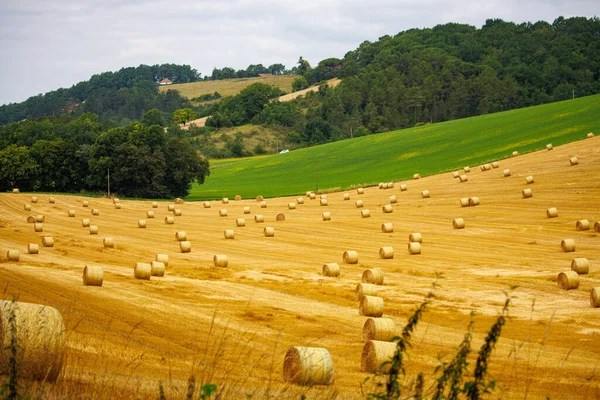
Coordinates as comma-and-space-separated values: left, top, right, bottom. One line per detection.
171, 108, 197, 125
0, 145, 38, 191
292, 76, 309, 92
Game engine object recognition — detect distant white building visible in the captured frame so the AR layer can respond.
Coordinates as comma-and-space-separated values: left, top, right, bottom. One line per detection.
159, 78, 172, 85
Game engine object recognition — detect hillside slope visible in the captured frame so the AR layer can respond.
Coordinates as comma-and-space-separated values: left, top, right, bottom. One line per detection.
1, 137, 598, 399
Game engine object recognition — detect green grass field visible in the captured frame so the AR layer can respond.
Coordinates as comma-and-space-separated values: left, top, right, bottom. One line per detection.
187, 95, 600, 200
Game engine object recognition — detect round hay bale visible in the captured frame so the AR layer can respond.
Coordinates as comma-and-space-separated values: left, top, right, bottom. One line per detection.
409, 232, 422, 243
570, 157, 578, 166
24, 204, 31, 211
343, 250, 358, 264
283, 347, 334, 386
174, 198, 184, 205
103, 237, 114, 248
203, 201, 211, 208
175, 231, 187, 241
89, 225, 98, 235
260, 201, 268, 208
256, 195, 264, 202
526, 176, 534, 184
469, 197, 480, 206
343, 193, 350, 200
591, 288, 600, 307
254, 214, 264, 223
459, 174, 468, 182
81, 218, 90, 227
150, 261, 165, 277
34, 223, 43, 232
243, 206, 251, 214
361, 340, 397, 372
381, 222, 393, 233
83, 265, 103, 286
561, 239, 576, 253
546, 208, 558, 218
320, 194, 327, 200
362, 268, 384, 285
276, 213, 285, 221
224, 229, 235, 239
235, 195, 241, 201
168, 204, 175, 211
522, 188, 533, 198
138, 219, 147, 228
452, 171, 460, 179
408, 242, 422, 255
322, 263, 340, 277
460, 198, 470, 207
156, 254, 169, 266
422, 190, 430, 198
91, 208, 99, 216
571, 258, 589, 274
400, 184, 407, 191
152, 201, 158, 208
134, 262, 151, 280
503, 169, 511, 177
236, 218, 246, 227
27, 244, 39, 254
297, 197, 305, 205
288, 202, 297, 210
379, 246, 394, 259
492, 161, 499, 168
547, 143, 553, 150
146, 210, 155, 218
357, 188, 364, 194
82, 200, 88, 207
264, 227, 275, 237
355, 283, 378, 300
322, 212, 331, 221
309, 193, 316, 199
595, 222, 600, 232
0, 300, 65, 381
35, 215, 45, 223
359, 296, 384, 317
355, 200, 364, 208
379, 182, 384, 189
49, 196, 56, 203
361, 209, 371, 218
558, 271, 579, 290
180, 241, 191, 253
387, 182, 394, 188
173, 209, 182, 216
588, 132, 595, 138
413, 173, 421, 180
222, 198, 229, 204
31, 196, 38, 203
114, 203, 122, 210
464, 166, 470, 173
382, 204, 393, 214
113, 198, 120, 204
320, 199, 328, 206
389, 195, 397, 204
6, 250, 20, 261
214, 254, 228, 268
164, 216, 175, 224
576, 220, 590, 231
219, 209, 228, 217
512, 151, 519, 157
453, 218, 465, 229
42, 237, 54, 247
27, 216, 35, 223
363, 318, 396, 342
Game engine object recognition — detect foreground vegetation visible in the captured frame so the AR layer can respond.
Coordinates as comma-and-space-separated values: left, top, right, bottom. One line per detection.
189, 94, 599, 200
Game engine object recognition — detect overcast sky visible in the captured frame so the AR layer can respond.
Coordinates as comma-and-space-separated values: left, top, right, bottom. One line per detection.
0, 0, 598, 105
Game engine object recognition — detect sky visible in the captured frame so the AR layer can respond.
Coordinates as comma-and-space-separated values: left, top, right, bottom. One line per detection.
0, 0, 598, 106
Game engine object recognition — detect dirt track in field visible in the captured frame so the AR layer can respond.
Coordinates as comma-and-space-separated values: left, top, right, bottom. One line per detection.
1, 137, 599, 398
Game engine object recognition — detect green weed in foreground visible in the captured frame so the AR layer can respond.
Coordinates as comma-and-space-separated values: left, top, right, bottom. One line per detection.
187, 94, 600, 200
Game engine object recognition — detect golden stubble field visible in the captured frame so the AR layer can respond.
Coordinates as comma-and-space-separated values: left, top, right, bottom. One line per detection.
0, 138, 599, 399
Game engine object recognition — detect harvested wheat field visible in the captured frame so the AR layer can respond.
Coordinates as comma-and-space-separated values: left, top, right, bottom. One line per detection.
1, 138, 599, 399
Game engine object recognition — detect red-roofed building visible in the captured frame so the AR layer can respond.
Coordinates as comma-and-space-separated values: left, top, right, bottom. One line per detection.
159, 78, 172, 85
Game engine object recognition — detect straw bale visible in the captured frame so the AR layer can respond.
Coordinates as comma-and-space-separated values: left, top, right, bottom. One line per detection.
254, 214, 264, 223
357, 188, 364, 194
34, 223, 43, 232
361, 209, 371, 218
42, 237, 54, 247
422, 190, 430, 198
469, 197, 480, 206
103, 237, 114, 248
27, 244, 39, 254
526, 176, 534, 184
355, 200, 364, 208
27, 216, 35, 223
522, 188, 533, 198
571, 258, 589, 274
168, 204, 175, 211
512, 151, 519, 157
361, 340, 396, 372
150, 261, 165, 277
24, 204, 31, 211
362, 268, 384, 285
176, 231, 187, 241
297, 197, 304, 204
288, 202, 297, 210
409, 233, 422, 243
546, 208, 558, 218
173, 209, 182, 216
355, 283, 377, 300
152, 201, 158, 208
156, 254, 169, 266
561, 239, 575, 252
244, 206, 251, 214
235, 195, 241, 201
591, 288, 600, 307
214, 254, 228, 268
276, 213, 285, 221
322, 212, 331, 221
91, 208, 99, 216
320, 199, 328, 206
89, 225, 98, 234
382, 204, 393, 213
408, 242, 421, 255
203, 201, 211, 208
283, 347, 334, 386
400, 184, 407, 191
381, 222, 393, 233
49, 196, 55, 203
343, 193, 350, 200
359, 296, 384, 317
6, 250, 19, 261
83, 265, 103, 286
464, 166, 470, 173
256, 195, 264, 202
570, 157, 578, 166
138, 219, 147, 228
576, 220, 590, 231
114, 203, 121, 209
587, 132, 594, 138
453, 218, 465, 229
134, 262, 151, 280
557, 271, 579, 290
379, 246, 394, 259
459, 174, 468, 182
147, 210, 154, 218
222, 198, 229, 204
389, 195, 397, 204
343, 250, 358, 264
492, 161, 499, 168
503, 169, 511, 177
219, 209, 228, 217
82, 218, 90, 227
322, 263, 340, 277
31, 196, 38, 203
413, 173, 421, 179
35, 215, 44, 223
236, 218, 246, 227
180, 241, 191, 253
547, 143, 553, 150
363, 318, 396, 341
264, 227, 275, 237
224, 229, 235, 239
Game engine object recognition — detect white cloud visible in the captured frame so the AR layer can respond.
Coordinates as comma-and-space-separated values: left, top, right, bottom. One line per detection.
0, 0, 598, 105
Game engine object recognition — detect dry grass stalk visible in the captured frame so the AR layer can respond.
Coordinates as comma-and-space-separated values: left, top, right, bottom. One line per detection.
453, 218, 465, 229
571, 258, 589, 274
214, 254, 228, 267
359, 295, 384, 317
0, 300, 65, 381
343, 250, 358, 264
576, 220, 590, 231
561, 239, 576, 252
42, 236, 54, 247
322, 263, 340, 277
557, 271, 579, 290
363, 318, 396, 341
408, 242, 422, 255
362, 268, 384, 285
150, 261, 166, 277
361, 209, 371, 218
103, 237, 114, 248
379, 246, 394, 259
264, 227, 275, 237
547, 207, 558, 218
83, 265, 103, 286
283, 347, 334, 386
361, 340, 398, 372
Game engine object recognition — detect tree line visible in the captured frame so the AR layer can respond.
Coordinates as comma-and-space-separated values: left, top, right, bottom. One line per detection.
0, 111, 209, 198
